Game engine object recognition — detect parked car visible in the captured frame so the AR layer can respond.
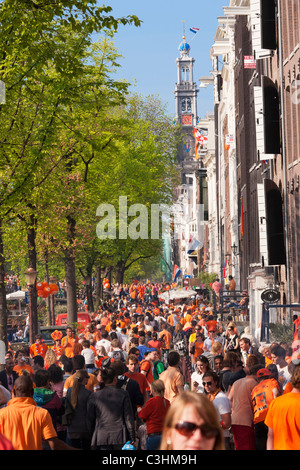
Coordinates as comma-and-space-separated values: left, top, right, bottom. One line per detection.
55, 312, 91, 332
39, 325, 67, 346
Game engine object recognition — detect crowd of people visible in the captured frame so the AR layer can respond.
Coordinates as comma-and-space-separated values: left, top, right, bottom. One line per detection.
0, 281, 300, 451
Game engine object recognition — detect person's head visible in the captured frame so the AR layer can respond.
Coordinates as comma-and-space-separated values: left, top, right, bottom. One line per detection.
15, 349, 27, 365
101, 367, 117, 386
13, 375, 34, 398
195, 355, 210, 373
223, 351, 240, 369
256, 368, 272, 381
32, 355, 44, 373
151, 349, 160, 362
271, 345, 286, 365
34, 369, 50, 388
150, 379, 165, 397
214, 355, 224, 373
144, 349, 156, 362
110, 338, 121, 349
266, 363, 279, 380
211, 341, 223, 356
5, 357, 14, 373
35, 334, 43, 344
66, 327, 74, 337
110, 359, 126, 376
126, 354, 139, 373
48, 363, 64, 384
82, 339, 90, 349
290, 366, 300, 390
72, 355, 85, 371
202, 370, 220, 394
44, 349, 57, 366
59, 355, 73, 374
239, 337, 251, 352
167, 351, 180, 367
160, 392, 224, 451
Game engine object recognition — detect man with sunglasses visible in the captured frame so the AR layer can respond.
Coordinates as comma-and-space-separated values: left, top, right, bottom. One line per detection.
202, 370, 232, 450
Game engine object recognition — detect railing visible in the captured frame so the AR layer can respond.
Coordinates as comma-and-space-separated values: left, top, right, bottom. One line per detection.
212, 290, 249, 321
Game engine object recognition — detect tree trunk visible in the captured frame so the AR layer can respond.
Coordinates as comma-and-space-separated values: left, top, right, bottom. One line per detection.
65, 215, 77, 326
95, 265, 102, 302
27, 216, 38, 342
115, 261, 126, 284
85, 275, 94, 313
0, 220, 8, 349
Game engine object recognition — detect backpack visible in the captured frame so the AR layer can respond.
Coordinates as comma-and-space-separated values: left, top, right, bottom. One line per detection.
111, 349, 125, 362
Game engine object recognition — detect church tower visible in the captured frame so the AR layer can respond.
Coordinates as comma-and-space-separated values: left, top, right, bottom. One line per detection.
174, 32, 199, 182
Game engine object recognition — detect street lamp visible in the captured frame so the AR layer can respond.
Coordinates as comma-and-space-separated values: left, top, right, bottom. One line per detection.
231, 242, 240, 257
24, 267, 37, 344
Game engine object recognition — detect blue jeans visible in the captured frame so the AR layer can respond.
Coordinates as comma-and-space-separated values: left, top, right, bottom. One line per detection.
146, 434, 162, 450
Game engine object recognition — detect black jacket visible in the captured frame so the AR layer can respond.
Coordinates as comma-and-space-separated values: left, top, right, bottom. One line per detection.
0, 370, 18, 391
87, 385, 135, 447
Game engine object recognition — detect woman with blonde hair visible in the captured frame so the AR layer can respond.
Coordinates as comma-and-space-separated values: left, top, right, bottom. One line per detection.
44, 348, 57, 370
160, 391, 225, 450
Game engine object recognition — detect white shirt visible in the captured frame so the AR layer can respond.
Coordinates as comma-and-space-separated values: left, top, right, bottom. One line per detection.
95, 338, 111, 354
212, 390, 232, 437
81, 348, 95, 366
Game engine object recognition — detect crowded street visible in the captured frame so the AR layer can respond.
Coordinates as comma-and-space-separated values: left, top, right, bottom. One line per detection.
0, 0, 300, 456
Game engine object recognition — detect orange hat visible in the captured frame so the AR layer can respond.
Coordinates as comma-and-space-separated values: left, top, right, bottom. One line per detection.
51, 330, 63, 341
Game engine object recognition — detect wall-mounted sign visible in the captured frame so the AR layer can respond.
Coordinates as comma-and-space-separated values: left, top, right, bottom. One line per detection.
261, 288, 280, 303
244, 55, 256, 69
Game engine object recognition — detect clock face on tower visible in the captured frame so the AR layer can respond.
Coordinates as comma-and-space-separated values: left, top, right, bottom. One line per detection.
181, 97, 192, 113
181, 114, 192, 126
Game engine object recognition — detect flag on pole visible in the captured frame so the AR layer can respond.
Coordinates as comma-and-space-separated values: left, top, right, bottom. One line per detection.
193, 127, 202, 141
222, 258, 228, 278
173, 265, 181, 281
190, 27, 200, 34
187, 235, 200, 254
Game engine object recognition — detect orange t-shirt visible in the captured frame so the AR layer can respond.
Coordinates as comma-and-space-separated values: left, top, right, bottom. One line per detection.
61, 335, 78, 358
13, 364, 34, 376
251, 378, 280, 424
0, 397, 56, 450
124, 371, 148, 395
158, 330, 172, 349
30, 342, 48, 358
140, 359, 154, 390
265, 392, 300, 450
63, 372, 99, 394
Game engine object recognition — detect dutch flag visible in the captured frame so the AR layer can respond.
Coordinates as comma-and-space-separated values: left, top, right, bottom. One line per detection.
174, 265, 181, 281
190, 27, 199, 34
187, 235, 200, 254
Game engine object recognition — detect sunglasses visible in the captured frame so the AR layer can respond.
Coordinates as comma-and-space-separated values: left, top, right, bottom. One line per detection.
203, 381, 212, 386
175, 421, 218, 439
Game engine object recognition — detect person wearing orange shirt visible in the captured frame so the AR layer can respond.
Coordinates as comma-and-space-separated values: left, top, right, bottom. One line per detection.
140, 349, 156, 392
0, 375, 74, 450
13, 350, 34, 377
265, 366, 300, 450
158, 322, 172, 350
63, 355, 100, 396
30, 334, 48, 359
61, 327, 78, 358
251, 368, 281, 450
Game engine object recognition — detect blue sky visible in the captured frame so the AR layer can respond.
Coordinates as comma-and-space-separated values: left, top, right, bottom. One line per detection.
102, 0, 226, 118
